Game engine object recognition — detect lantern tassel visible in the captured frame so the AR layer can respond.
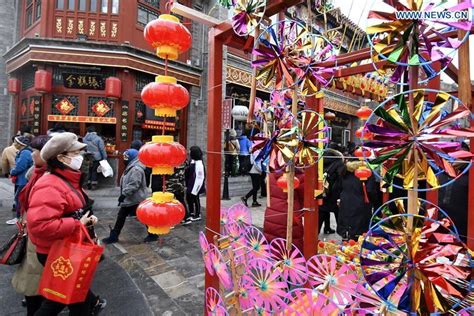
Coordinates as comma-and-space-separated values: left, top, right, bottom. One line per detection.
362, 182, 369, 204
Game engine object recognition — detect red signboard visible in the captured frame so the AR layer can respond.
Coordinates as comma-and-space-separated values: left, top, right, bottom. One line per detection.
142, 120, 176, 131
222, 99, 233, 129
48, 115, 117, 124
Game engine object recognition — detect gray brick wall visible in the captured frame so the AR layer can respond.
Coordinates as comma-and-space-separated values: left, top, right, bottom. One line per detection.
0, 0, 18, 151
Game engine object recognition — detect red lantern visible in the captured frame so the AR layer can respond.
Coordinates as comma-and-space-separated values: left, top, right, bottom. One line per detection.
355, 127, 373, 140
141, 76, 189, 117
8, 78, 20, 95
276, 173, 300, 193
34, 70, 52, 94
137, 192, 185, 235
144, 14, 192, 60
354, 147, 370, 158
105, 77, 122, 99
356, 106, 372, 120
324, 111, 336, 121
138, 135, 187, 175
355, 167, 372, 181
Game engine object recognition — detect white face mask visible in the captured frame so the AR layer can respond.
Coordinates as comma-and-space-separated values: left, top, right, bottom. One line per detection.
64, 155, 84, 171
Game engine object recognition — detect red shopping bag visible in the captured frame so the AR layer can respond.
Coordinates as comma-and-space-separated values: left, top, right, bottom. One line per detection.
38, 224, 103, 304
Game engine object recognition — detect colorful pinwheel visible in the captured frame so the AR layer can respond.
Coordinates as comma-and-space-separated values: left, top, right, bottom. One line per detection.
294, 110, 328, 168
232, 0, 266, 36
281, 289, 340, 316
370, 197, 459, 235
345, 283, 406, 316
269, 238, 308, 286
220, 207, 229, 227
209, 244, 233, 290
251, 128, 298, 172
244, 226, 270, 259
306, 254, 358, 306
228, 203, 252, 226
253, 20, 308, 90
362, 89, 474, 191
360, 214, 473, 314
366, 0, 473, 84
242, 258, 288, 313
223, 219, 247, 263
200, 231, 215, 276
206, 287, 228, 316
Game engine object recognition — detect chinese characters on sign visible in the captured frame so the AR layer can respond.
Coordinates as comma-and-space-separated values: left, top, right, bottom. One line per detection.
142, 120, 176, 131
222, 99, 233, 129
62, 73, 105, 90
92, 100, 111, 117
48, 115, 117, 124
51, 256, 74, 280
31, 96, 41, 134
55, 98, 75, 115
121, 101, 129, 142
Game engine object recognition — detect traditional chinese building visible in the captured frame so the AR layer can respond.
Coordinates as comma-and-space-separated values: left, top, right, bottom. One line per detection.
3, 0, 211, 180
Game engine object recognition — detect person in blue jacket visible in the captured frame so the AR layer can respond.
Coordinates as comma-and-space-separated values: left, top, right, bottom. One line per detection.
7, 136, 33, 225
83, 126, 107, 190
238, 130, 252, 175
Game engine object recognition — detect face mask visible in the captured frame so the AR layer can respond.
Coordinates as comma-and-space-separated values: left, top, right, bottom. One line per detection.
64, 155, 84, 171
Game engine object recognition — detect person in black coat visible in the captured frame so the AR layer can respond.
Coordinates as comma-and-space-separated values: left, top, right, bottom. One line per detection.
337, 160, 379, 240
184, 146, 206, 222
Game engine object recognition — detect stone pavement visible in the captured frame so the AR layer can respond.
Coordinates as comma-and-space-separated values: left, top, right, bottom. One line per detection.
0, 178, 339, 315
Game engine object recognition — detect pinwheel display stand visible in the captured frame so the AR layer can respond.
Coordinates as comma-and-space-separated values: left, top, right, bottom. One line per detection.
170, 0, 474, 314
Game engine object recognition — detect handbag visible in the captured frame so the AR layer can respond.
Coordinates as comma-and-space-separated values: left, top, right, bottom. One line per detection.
38, 224, 103, 304
0, 221, 27, 265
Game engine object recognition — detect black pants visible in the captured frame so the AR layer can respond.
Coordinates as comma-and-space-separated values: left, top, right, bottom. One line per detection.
88, 160, 100, 185
186, 193, 201, 218
113, 204, 139, 235
245, 173, 261, 202
260, 172, 267, 197
319, 210, 338, 232
35, 253, 96, 316
25, 295, 44, 316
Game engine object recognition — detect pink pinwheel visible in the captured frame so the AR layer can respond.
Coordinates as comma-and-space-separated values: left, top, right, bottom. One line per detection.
306, 255, 358, 306
220, 207, 229, 226
223, 220, 247, 263
244, 226, 270, 259
228, 203, 252, 226
344, 283, 404, 316
199, 231, 215, 276
209, 244, 233, 290
281, 289, 340, 316
269, 238, 308, 286
206, 287, 228, 316
242, 258, 288, 313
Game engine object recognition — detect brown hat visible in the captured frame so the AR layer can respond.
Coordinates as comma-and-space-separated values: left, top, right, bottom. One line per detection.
40, 132, 86, 161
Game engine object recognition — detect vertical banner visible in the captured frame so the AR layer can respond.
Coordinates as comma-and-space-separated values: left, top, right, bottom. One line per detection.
222, 99, 233, 130
31, 96, 42, 135
120, 101, 129, 142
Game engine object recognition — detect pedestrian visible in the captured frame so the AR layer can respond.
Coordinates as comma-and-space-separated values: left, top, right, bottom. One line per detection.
224, 129, 240, 176
238, 131, 252, 175
11, 135, 49, 316
26, 132, 106, 315
319, 148, 345, 234
102, 149, 155, 243
337, 160, 379, 241
2, 136, 19, 213
184, 146, 205, 222
7, 136, 33, 225
83, 126, 107, 190
241, 154, 262, 207
165, 162, 190, 225
263, 172, 305, 250
18, 125, 34, 142
132, 139, 153, 188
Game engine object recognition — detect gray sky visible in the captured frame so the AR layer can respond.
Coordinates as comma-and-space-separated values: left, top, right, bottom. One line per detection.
332, 0, 474, 84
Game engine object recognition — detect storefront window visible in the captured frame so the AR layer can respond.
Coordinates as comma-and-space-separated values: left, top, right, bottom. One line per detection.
101, 0, 108, 13
111, 0, 119, 14
26, 6, 33, 28
34, 0, 41, 20
137, 4, 158, 26
67, 0, 75, 10
89, 0, 97, 11
56, 0, 64, 9
78, 0, 86, 11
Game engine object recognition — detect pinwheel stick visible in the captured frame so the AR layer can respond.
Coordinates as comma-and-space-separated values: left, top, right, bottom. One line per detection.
247, 25, 260, 124
227, 248, 242, 315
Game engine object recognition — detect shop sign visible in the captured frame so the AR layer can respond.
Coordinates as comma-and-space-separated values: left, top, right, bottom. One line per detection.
121, 101, 129, 142
142, 119, 176, 131
31, 96, 41, 134
55, 98, 76, 115
92, 100, 111, 117
62, 73, 105, 90
222, 99, 233, 129
48, 115, 116, 124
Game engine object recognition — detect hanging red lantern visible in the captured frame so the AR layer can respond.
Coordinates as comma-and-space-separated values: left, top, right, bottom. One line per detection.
355, 167, 372, 181
105, 77, 122, 99
34, 70, 52, 94
137, 192, 185, 235
276, 173, 300, 193
355, 127, 373, 140
354, 147, 370, 159
144, 14, 192, 60
141, 75, 190, 117
356, 105, 372, 120
324, 111, 336, 121
138, 135, 187, 174
8, 78, 20, 95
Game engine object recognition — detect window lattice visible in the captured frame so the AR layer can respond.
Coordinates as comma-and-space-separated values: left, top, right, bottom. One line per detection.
88, 97, 115, 117
51, 95, 80, 116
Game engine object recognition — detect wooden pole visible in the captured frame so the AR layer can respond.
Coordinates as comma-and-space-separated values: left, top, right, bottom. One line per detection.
286, 88, 298, 250
247, 25, 260, 123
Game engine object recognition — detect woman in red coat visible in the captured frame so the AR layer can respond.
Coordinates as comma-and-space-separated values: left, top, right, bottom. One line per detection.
263, 172, 305, 250
27, 132, 105, 316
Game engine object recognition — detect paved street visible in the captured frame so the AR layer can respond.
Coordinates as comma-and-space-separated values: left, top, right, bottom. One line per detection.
0, 178, 338, 315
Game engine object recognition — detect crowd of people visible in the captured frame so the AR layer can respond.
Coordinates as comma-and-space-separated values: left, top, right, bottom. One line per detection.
1, 127, 206, 315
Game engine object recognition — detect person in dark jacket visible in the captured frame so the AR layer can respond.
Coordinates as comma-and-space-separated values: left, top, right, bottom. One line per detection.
337, 160, 379, 240
241, 154, 262, 207
263, 172, 305, 250
102, 149, 154, 243
238, 132, 252, 175
27, 132, 105, 316
184, 146, 205, 222
7, 136, 33, 225
319, 149, 345, 234
83, 126, 107, 190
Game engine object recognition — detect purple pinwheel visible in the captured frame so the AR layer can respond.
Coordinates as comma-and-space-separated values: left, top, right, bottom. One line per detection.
209, 244, 233, 290
269, 238, 308, 286
244, 226, 270, 259
228, 203, 252, 227
206, 287, 228, 316
199, 231, 215, 276
232, 0, 266, 36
